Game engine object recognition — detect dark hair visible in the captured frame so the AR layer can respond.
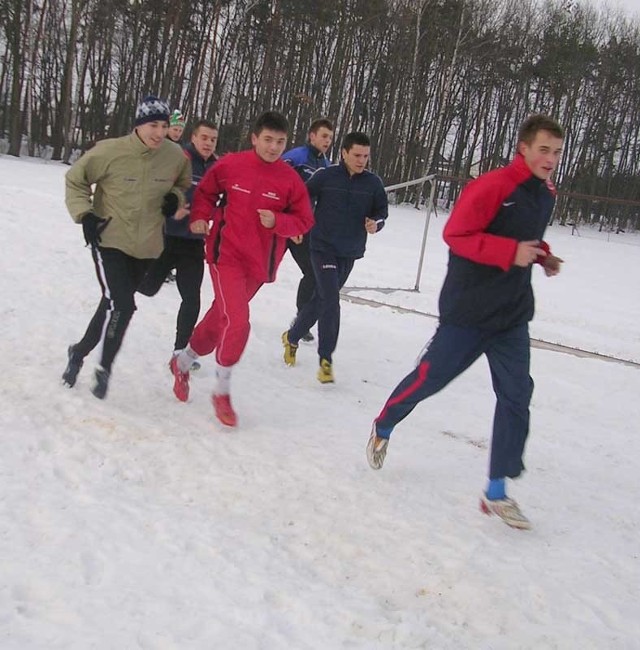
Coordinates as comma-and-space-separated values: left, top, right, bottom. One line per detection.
192, 119, 218, 132
253, 111, 289, 135
308, 118, 334, 135
518, 114, 564, 145
341, 132, 370, 152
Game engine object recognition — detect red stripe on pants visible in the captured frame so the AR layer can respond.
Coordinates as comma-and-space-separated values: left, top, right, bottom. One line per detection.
377, 360, 430, 424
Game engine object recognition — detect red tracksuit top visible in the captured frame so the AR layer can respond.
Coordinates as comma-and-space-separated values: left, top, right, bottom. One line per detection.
190, 149, 314, 283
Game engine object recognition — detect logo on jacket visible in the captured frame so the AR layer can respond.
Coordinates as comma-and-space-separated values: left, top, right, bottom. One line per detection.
231, 183, 251, 194
261, 191, 281, 200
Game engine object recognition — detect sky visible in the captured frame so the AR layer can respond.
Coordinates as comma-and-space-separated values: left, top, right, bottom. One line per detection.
591, 0, 640, 18
0, 155, 638, 648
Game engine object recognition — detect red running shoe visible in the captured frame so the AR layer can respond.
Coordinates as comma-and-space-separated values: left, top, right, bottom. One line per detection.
170, 356, 190, 402
212, 394, 237, 427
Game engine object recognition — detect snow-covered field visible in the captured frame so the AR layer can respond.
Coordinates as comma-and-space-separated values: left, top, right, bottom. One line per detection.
1, 155, 638, 649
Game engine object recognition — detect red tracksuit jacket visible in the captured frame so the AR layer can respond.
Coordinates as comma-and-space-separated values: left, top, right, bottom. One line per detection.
190, 149, 314, 283
439, 154, 556, 330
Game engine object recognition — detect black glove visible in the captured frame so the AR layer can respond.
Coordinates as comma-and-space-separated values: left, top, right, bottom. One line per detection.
161, 192, 179, 218
82, 212, 111, 247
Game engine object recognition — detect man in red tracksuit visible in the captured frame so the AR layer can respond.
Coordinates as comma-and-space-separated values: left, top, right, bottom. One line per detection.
366, 114, 565, 530
170, 111, 314, 427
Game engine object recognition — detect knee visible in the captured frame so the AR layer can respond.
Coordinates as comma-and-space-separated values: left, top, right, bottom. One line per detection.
316, 284, 338, 305
138, 282, 161, 297
223, 308, 250, 331
501, 376, 533, 408
324, 291, 340, 309
111, 294, 136, 316
180, 289, 201, 307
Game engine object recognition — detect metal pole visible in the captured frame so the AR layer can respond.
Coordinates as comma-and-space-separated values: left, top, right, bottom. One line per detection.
414, 178, 437, 292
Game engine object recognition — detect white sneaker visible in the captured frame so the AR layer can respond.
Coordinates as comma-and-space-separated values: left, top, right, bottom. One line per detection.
480, 494, 531, 530
366, 423, 389, 470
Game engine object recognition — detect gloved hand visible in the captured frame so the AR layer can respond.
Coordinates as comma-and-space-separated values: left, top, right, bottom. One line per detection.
161, 192, 179, 218
82, 212, 111, 247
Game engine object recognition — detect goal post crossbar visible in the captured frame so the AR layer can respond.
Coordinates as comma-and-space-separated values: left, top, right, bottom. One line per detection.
384, 174, 437, 193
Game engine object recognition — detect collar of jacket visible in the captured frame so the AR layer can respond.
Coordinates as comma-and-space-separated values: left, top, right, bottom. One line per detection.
510, 153, 547, 191
307, 143, 326, 160
184, 142, 216, 165
249, 149, 283, 167
130, 130, 163, 156
338, 159, 366, 178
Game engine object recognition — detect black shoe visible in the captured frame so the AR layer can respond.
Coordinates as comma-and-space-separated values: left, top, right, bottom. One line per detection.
91, 366, 110, 399
62, 345, 83, 388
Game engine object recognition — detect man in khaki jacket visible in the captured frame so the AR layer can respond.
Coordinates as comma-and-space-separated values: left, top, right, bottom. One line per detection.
63, 95, 191, 399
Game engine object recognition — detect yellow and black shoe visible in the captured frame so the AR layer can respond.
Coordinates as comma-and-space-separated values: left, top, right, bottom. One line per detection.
282, 331, 298, 367
317, 358, 334, 384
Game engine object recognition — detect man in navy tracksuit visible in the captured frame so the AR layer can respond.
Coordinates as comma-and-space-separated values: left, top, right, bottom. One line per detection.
282, 132, 388, 383
138, 119, 219, 362
282, 118, 334, 342
366, 114, 565, 530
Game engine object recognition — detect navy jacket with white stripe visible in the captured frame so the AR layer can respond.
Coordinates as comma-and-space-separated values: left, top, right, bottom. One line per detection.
306, 162, 388, 259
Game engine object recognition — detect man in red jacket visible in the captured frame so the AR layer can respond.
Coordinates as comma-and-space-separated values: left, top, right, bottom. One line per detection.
170, 111, 314, 427
366, 114, 565, 530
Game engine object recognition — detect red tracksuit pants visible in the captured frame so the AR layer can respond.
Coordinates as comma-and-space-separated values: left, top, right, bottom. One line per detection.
189, 263, 262, 367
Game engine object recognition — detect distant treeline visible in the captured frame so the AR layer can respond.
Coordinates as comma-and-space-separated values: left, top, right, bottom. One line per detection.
1, 0, 639, 228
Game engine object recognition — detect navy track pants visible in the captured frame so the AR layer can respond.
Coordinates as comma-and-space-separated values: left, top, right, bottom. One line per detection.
375, 323, 534, 479
288, 251, 355, 363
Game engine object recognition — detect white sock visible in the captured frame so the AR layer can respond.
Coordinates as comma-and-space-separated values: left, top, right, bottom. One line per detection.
177, 345, 198, 373
214, 363, 232, 395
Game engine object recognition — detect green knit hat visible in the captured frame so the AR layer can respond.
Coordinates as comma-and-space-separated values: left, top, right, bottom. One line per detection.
169, 109, 186, 128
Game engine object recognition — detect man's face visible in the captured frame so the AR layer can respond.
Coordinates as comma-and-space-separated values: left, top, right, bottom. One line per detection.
519, 130, 564, 180
136, 121, 169, 149
309, 127, 333, 154
252, 128, 288, 163
342, 144, 370, 175
167, 125, 184, 142
191, 126, 218, 159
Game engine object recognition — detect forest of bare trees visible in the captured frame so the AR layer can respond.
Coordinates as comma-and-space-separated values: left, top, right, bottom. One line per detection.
1, 0, 640, 229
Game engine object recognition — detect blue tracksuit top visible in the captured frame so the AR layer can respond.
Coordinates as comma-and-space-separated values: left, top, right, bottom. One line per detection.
164, 143, 217, 240
282, 144, 330, 182
306, 161, 388, 259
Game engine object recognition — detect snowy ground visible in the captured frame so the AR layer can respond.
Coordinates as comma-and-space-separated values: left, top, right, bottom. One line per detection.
0, 155, 638, 649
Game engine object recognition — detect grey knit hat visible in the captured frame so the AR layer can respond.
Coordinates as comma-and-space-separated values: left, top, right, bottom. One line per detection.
135, 95, 171, 126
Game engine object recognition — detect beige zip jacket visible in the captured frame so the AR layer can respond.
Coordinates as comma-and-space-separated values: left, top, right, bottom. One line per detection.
65, 131, 191, 259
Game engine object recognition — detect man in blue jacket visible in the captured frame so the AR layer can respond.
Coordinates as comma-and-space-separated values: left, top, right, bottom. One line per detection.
138, 119, 219, 365
282, 118, 334, 342
282, 132, 388, 383
366, 114, 565, 531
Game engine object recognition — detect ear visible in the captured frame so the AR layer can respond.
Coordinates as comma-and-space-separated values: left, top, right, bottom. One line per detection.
251, 133, 258, 147
517, 141, 526, 156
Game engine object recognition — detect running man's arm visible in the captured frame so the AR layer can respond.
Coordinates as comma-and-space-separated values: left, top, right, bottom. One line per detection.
443, 177, 520, 271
